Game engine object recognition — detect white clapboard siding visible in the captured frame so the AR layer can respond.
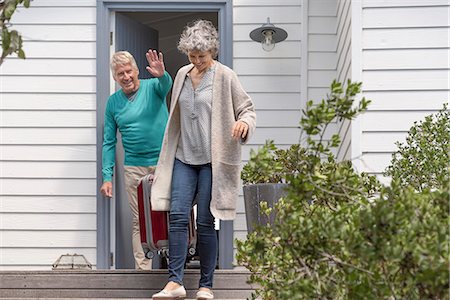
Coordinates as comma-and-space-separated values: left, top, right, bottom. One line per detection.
1, 128, 96, 144
1, 179, 97, 196
363, 28, 449, 49
1, 248, 97, 267
232, 0, 302, 249
1, 145, 96, 161
363, 49, 450, 70
0, 76, 96, 93
234, 41, 301, 58
1, 59, 96, 76
1, 111, 96, 127
363, 91, 449, 110
1, 161, 97, 178
1, 231, 97, 248
335, 0, 352, 161
1, 196, 96, 213
1, 214, 96, 230
1, 94, 96, 110
9, 41, 96, 58
357, 1, 450, 178
0, 1, 97, 270
249, 93, 302, 109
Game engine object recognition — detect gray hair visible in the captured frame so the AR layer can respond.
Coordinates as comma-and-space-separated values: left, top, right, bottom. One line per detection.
177, 19, 219, 58
110, 51, 138, 75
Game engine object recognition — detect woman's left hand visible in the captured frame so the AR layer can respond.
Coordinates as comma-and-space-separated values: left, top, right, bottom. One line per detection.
231, 120, 249, 141
146, 49, 165, 77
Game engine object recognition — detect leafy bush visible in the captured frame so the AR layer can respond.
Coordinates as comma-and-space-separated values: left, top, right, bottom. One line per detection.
236, 83, 449, 299
385, 104, 449, 191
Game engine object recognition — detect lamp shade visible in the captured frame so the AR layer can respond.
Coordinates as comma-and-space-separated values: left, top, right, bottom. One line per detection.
249, 17, 288, 44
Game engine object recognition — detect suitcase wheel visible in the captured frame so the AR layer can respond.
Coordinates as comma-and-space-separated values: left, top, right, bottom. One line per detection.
145, 251, 155, 259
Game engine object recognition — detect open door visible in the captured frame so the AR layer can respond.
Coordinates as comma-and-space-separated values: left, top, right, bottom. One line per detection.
113, 13, 159, 269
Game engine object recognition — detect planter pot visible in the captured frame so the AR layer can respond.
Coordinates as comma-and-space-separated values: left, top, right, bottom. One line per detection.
243, 183, 289, 233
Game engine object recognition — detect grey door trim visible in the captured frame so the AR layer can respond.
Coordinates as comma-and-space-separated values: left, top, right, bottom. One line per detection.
96, 0, 233, 270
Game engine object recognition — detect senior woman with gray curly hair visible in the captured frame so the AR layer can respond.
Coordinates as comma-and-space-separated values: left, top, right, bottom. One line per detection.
151, 20, 256, 300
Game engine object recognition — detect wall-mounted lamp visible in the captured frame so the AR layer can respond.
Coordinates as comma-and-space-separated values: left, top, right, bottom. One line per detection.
249, 17, 288, 52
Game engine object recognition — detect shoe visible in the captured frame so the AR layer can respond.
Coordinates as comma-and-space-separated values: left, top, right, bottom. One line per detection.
152, 285, 186, 300
196, 289, 214, 300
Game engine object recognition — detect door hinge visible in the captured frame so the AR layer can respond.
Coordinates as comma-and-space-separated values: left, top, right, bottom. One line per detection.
109, 252, 114, 266
110, 32, 113, 46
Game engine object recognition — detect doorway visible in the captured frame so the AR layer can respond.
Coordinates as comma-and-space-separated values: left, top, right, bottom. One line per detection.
96, 1, 234, 270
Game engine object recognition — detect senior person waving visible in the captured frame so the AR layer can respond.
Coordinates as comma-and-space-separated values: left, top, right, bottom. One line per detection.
100, 50, 172, 270
151, 20, 256, 300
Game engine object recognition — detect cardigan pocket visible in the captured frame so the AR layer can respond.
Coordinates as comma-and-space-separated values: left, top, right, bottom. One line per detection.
214, 161, 240, 210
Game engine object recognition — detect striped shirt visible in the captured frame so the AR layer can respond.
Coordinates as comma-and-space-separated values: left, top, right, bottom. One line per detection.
175, 66, 215, 165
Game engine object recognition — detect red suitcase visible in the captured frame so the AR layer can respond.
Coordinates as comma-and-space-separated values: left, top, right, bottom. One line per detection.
137, 173, 197, 262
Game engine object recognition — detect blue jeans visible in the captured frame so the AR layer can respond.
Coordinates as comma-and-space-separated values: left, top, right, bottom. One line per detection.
168, 159, 217, 288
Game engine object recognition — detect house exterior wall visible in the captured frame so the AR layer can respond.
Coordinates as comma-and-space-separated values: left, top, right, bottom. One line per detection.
0, 0, 98, 270
232, 0, 302, 249
355, 0, 450, 181
335, 0, 352, 161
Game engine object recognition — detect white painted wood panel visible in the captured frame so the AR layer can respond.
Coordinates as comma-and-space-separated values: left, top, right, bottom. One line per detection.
1, 59, 96, 76
308, 70, 336, 87
13, 7, 96, 24
1, 248, 96, 266
234, 6, 301, 23
249, 128, 301, 145
309, 34, 337, 51
256, 110, 302, 127
309, 16, 337, 34
363, 70, 450, 91
362, 111, 433, 131
1, 145, 96, 161
1, 196, 96, 213
309, 0, 338, 16
364, 91, 449, 110
363, 49, 450, 70
361, 132, 407, 152
1, 161, 96, 178
21, 0, 96, 7
1, 111, 96, 127
10, 41, 96, 58
309, 52, 337, 69
0, 2, 98, 271
13, 24, 96, 41
234, 41, 301, 58
1, 94, 96, 110
363, 6, 450, 28
1, 214, 96, 230
363, 0, 450, 8
1, 231, 96, 248
234, 24, 301, 41
361, 153, 393, 173
250, 93, 301, 109
0, 128, 96, 144
0, 76, 96, 93
234, 58, 301, 75
363, 28, 450, 49
0, 179, 96, 196
234, 0, 300, 6
239, 75, 301, 93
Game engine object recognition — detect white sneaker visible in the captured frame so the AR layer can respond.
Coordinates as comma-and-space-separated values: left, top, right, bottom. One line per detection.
152, 285, 186, 300
196, 289, 214, 300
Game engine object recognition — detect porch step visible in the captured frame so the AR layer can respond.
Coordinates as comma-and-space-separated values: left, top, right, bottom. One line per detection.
0, 269, 256, 299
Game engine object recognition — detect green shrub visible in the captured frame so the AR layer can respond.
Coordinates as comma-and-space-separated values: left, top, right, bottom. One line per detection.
236, 83, 449, 299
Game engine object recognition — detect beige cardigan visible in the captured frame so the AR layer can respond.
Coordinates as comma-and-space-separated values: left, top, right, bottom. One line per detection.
151, 62, 256, 220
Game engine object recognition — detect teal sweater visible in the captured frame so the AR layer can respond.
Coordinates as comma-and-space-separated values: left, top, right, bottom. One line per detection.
102, 72, 172, 182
